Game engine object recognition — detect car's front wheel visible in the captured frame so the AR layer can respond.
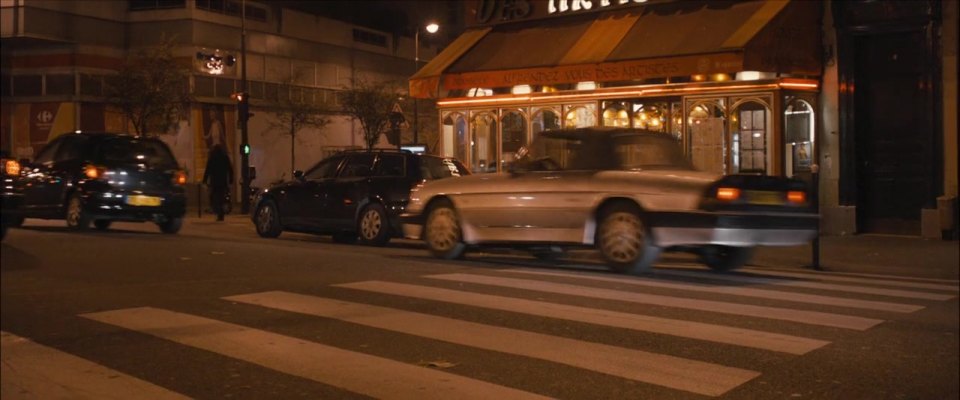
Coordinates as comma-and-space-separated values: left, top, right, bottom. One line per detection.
424, 200, 466, 260
157, 216, 183, 234
254, 200, 282, 238
699, 245, 754, 272
357, 203, 390, 246
596, 204, 660, 274
65, 194, 90, 231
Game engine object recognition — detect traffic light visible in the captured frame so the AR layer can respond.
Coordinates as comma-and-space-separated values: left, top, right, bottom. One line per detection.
241, 143, 251, 155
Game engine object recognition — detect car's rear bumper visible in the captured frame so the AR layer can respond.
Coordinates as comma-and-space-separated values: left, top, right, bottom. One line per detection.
1, 192, 24, 221
649, 211, 819, 247
82, 191, 186, 222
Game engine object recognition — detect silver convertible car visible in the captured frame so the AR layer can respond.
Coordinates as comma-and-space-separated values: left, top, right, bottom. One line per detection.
401, 128, 818, 274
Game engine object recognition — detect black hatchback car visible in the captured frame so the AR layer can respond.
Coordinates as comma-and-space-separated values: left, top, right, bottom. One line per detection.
12, 132, 187, 233
251, 149, 468, 246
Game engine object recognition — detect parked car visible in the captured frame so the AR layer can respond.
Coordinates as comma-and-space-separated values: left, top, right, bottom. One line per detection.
401, 127, 819, 273
12, 132, 187, 233
1, 153, 23, 241
251, 149, 469, 246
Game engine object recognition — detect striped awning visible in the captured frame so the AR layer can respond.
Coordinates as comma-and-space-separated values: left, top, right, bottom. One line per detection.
410, 0, 820, 98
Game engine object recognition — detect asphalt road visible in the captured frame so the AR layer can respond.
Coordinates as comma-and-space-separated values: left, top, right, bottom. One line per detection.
2, 217, 958, 399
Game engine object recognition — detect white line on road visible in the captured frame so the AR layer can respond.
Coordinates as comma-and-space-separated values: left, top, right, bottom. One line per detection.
226, 291, 760, 397
656, 267, 956, 301
0, 331, 190, 400
704, 265, 959, 293
335, 281, 830, 355
80, 307, 550, 400
503, 268, 926, 313
425, 273, 884, 330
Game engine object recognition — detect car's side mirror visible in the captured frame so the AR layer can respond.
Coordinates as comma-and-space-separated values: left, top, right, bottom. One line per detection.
293, 170, 304, 180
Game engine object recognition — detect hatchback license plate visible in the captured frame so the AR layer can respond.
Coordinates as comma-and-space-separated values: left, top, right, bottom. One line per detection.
745, 190, 784, 205
126, 195, 162, 207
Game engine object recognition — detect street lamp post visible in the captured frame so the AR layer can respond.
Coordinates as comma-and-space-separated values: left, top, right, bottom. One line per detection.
413, 22, 439, 147
239, 0, 251, 214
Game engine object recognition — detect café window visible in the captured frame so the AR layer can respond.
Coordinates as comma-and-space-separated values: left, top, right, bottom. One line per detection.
501, 110, 528, 168
564, 104, 596, 128
441, 113, 467, 162
532, 107, 560, 136
687, 100, 726, 174
470, 112, 498, 173
631, 101, 671, 133
602, 102, 629, 127
730, 101, 770, 174
785, 98, 815, 176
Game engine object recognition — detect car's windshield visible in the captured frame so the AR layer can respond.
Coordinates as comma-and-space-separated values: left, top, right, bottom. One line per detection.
96, 138, 179, 169
520, 132, 693, 171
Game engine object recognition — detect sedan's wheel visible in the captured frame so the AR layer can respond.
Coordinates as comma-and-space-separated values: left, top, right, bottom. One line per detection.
357, 203, 390, 246
66, 194, 90, 231
699, 245, 754, 272
93, 219, 112, 230
157, 216, 183, 234
255, 201, 282, 238
424, 200, 466, 259
596, 204, 660, 274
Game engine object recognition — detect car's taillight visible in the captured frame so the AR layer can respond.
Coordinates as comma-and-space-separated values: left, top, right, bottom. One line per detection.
172, 170, 187, 185
716, 187, 741, 201
2, 159, 20, 176
84, 165, 106, 179
787, 190, 807, 204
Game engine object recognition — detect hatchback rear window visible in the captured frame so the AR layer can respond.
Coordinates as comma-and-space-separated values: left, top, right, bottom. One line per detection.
420, 157, 469, 181
97, 138, 178, 168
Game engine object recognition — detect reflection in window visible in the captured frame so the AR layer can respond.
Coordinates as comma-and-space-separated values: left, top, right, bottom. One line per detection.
631, 102, 667, 132
532, 108, 560, 136
441, 114, 467, 163
470, 112, 498, 173
731, 102, 768, 174
602, 102, 629, 127
501, 111, 527, 168
564, 104, 596, 128
687, 101, 726, 174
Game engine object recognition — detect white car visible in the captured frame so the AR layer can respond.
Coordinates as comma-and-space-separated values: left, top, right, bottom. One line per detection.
401, 128, 818, 273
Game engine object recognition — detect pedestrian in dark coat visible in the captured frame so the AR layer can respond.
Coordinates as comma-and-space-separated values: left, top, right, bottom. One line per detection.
203, 144, 233, 221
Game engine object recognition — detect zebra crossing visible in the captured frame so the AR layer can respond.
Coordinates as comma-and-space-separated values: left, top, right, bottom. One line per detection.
4, 264, 958, 398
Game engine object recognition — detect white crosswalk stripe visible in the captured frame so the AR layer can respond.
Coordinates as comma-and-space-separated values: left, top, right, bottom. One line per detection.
502, 268, 927, 312
225, 290, 761, 397
1, 331, 189, 400
334, 280, 830, 355
426, 273, 886, 330
11, 264, 952, 399
80, 307, 551, 400
669, 264, 960, 293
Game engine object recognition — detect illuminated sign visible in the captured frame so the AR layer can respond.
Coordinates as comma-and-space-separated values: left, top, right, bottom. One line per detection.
195, 50, 236, 75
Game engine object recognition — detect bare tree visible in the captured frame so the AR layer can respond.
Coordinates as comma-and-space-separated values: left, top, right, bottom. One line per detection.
339, 78, 400, 150
105, 36, 191, 136
268, 81, 331, 174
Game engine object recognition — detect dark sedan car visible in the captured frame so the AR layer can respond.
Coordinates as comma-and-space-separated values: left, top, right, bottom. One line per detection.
251, 149, 469, 246
12, 132, 188, 233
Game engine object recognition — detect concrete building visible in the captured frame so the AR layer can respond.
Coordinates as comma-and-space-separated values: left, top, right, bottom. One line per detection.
1, 0, 439, 194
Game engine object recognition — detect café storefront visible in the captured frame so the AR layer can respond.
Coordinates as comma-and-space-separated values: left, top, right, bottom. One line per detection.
411, 0, 822, 178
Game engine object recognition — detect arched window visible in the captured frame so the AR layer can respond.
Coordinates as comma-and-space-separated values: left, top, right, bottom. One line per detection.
532, 108, 560, 136
564, 104, 596, 128
441, 113, 467, 162
501, 110, 528, 168
785, 99, 815, 177
687, 101, 726, 174
470, 112, 498, 173
730, 100, 771, 174
602, 102, 629, 127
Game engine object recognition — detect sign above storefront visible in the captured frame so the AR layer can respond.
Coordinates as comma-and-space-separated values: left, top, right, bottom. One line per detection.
466, 0, 672, 27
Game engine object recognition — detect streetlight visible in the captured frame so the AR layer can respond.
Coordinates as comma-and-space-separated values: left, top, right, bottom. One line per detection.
413, 22, 439, 146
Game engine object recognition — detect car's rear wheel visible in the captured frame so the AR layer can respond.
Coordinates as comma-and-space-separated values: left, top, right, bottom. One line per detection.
699, 245, 754, 272
157, 216, 182, 234
7, 216, 24, 228
255, 200, 282, 238
596, 203, 660, 274
65, 194, 90, 231
357, 203, 390, 246
93, 219, 112, 230
424, 200, 466, 260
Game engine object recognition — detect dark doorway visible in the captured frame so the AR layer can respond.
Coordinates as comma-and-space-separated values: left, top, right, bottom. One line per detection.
853, 30, 935, 235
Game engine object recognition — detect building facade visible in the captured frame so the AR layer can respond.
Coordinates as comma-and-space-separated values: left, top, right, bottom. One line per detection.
1, 0, 439, 192
411, 0, 958, 239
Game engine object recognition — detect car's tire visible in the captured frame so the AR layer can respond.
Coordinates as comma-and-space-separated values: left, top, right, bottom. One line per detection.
357, 203, 390, 246
157, 216, 183, 234
93, 219, 112, 230
424, 199, 467, 260
332, 231, 358, 244
699, 245, 754, 272
65, 194, 91, 231
254, 200, 282, 238
596, 203, 660, 274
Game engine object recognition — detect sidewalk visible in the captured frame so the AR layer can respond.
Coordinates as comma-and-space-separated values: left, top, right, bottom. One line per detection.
750, 234, 959, 280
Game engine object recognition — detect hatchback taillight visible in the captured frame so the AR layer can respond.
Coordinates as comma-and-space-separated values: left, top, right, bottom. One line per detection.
172, 170, 187, 185
84, 165, 107, 179
716, 187, 741, 201
2, 159, 20, 176
787, 190, 807, 204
